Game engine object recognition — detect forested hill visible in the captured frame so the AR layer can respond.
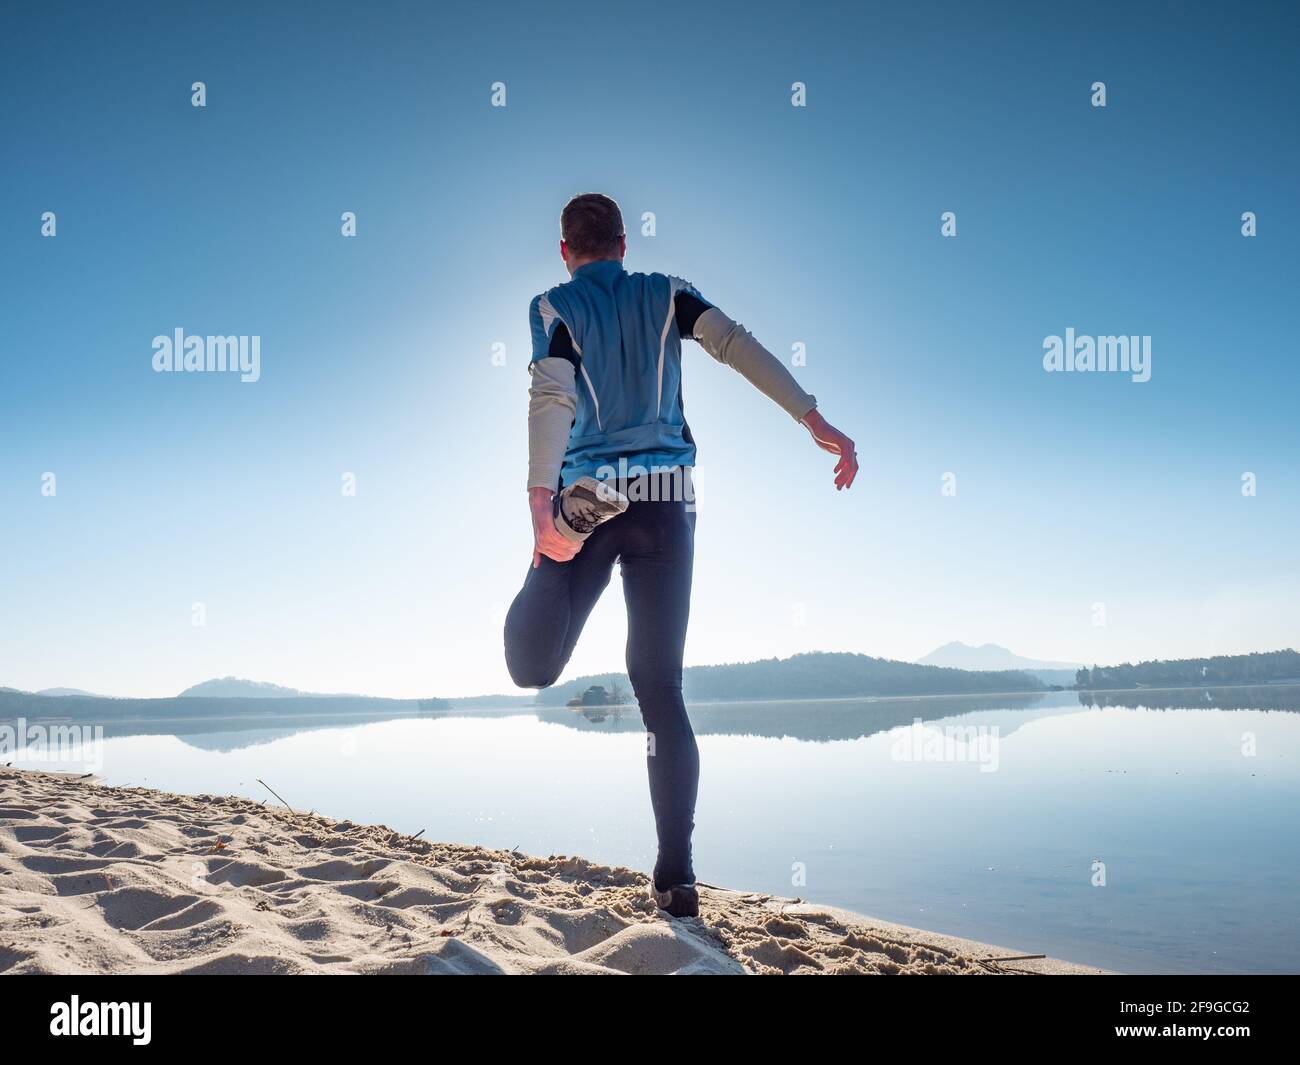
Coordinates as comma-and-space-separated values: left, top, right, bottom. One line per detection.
1074, 649, 1300, 690
532, 652, 1044, 706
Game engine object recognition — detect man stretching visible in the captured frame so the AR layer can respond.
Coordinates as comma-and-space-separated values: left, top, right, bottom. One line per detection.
504, 193, 857, 917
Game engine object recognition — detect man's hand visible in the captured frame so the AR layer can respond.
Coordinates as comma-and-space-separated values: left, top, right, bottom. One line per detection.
530, 486, 581, 568
800, 409, 858, 490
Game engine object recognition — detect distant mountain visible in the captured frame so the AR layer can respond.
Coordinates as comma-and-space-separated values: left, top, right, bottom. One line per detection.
533, 651, 1045, 706
917, 642, 1082, 672
36, 687, 103, 698
178, 677, 336, 699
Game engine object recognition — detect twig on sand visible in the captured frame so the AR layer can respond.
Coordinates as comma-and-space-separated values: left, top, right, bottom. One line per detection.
976, 953, 1047, 974
256, 778, 293, 811
411, 829, 426, 840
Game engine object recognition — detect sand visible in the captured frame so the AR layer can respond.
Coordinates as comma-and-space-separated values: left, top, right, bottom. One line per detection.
0, 769, 1103, 975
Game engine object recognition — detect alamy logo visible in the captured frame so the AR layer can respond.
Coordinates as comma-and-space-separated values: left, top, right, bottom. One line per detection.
592, 457, 696, 508
152, 328, 261, 382
50, 997, 151, 1045
1042, 328, 1150, 383
890, 718, 1001, 773
0, 717, 104, 772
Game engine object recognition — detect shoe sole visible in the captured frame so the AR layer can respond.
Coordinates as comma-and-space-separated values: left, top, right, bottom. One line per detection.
555, 477, 630, 542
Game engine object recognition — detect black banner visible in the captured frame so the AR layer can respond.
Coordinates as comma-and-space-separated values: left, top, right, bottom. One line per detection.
3, 973, 1293, 1051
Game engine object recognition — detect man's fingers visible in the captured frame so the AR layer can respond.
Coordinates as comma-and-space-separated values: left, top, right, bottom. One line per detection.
537, 531, 581, 563
535, 536, 570, 565
832, 449, 858, 490
554, 532, 581, 557
841, 454, 859, 490
810, 425, 858, 490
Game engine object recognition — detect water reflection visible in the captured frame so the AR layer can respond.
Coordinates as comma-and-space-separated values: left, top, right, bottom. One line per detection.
9, 686, 1298, 753
1077, 685, 1300, 712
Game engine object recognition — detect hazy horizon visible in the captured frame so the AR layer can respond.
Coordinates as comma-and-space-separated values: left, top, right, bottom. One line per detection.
9, 641, 1299, 702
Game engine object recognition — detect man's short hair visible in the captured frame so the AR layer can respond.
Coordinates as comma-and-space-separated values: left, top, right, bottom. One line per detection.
560, 193, 625, 258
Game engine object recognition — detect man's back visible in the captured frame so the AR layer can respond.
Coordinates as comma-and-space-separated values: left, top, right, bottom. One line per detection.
529, 260, 705, 486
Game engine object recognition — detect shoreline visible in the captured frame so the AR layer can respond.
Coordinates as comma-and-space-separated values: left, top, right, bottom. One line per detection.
0, 768, 1104, 976
7, 681, 1296, 726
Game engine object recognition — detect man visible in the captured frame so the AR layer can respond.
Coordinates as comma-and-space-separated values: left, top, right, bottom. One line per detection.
504, 193, 857, 917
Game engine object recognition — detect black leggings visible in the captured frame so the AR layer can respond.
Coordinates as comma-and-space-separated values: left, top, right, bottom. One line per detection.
504, 490, 698, 890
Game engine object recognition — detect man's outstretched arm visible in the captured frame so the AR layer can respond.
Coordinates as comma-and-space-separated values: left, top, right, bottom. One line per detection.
681, 294, 859, 490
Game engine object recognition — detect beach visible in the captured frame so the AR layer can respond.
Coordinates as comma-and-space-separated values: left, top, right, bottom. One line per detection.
0, 768, 1102, 975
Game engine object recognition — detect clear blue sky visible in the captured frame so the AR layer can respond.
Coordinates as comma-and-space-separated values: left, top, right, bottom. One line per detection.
2, 1, 1297, 698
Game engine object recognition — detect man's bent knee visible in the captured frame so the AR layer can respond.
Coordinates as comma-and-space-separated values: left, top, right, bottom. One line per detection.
506, 655, 562, 690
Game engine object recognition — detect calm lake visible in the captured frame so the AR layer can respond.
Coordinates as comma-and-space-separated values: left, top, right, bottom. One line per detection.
9, 687, 1300, 974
